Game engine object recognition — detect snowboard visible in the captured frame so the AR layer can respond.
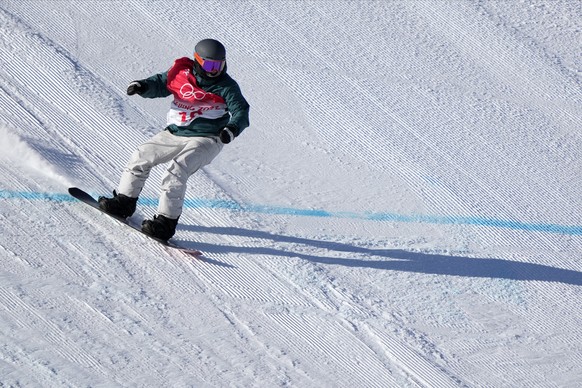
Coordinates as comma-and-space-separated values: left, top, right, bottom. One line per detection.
68, 187, 202, 256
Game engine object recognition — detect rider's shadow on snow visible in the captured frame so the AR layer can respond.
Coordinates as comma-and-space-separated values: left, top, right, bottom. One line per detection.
182, 225, 582, 286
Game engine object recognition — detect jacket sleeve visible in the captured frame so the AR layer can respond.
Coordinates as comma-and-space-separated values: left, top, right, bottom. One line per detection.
223, 83, 250, 136
139, 71, 172, 99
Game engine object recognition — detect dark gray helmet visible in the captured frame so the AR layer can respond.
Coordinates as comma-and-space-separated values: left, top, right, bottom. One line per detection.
195, 39, 226, 60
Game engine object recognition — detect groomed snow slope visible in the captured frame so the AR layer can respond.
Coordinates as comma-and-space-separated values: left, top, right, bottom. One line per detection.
1, 1, 581, 387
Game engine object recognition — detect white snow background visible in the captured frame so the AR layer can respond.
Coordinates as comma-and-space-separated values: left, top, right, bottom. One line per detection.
0, 1, 581, 387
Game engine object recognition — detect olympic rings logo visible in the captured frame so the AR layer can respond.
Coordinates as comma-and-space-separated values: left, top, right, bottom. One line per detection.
179, 83, 207, 100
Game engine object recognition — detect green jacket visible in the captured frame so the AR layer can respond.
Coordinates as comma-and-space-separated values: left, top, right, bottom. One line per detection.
138, 57, 250, 138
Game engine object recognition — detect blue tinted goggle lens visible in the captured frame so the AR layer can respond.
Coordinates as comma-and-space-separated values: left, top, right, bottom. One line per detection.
202, 59, 224, 72
195, 53, 225, 73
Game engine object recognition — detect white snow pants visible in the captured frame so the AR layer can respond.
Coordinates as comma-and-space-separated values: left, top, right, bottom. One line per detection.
117, 130, 223, 219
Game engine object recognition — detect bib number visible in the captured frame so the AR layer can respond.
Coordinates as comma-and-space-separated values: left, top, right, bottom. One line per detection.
167, 106, 201, 126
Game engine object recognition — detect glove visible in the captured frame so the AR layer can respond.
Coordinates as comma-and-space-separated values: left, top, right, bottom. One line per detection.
219, 126, 236, 144
127, 81, 147, 96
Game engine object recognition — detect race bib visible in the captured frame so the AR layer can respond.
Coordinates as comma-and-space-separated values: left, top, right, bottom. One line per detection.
166, 101, 226, 127
165, 59, 227, 127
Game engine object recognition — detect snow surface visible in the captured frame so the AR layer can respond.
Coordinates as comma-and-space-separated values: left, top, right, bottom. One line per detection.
0, 1, 581, 386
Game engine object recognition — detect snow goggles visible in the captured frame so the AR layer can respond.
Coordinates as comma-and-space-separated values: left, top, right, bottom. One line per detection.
194, 52, 225, 73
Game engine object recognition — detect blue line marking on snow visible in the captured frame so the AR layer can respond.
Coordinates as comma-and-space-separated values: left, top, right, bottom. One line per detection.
2, 189, 582, 236
0, 190, 75, 203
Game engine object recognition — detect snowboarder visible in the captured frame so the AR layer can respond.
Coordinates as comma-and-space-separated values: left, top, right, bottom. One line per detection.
98, 39, 250, 240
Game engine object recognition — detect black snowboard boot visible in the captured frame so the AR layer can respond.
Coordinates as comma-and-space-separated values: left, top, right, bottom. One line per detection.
141, 215, 179, 241
98, 191, 138, 219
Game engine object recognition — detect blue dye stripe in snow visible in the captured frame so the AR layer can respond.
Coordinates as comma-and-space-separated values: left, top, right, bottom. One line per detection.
1, 189, 581, 236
